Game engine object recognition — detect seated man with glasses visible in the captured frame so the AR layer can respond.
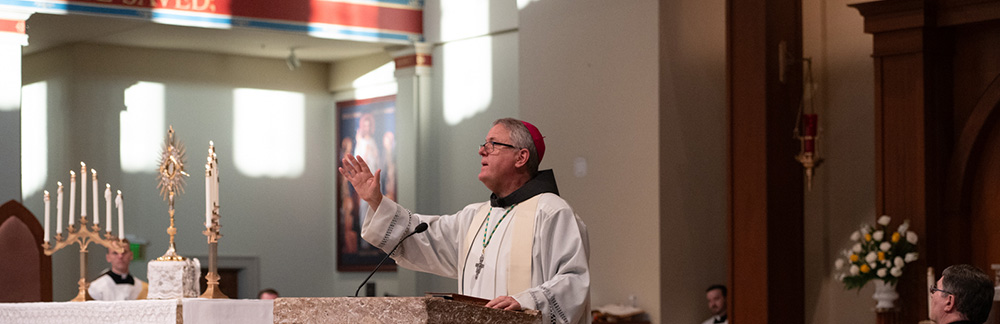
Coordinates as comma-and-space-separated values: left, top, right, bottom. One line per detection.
931, 264, 995, 324
340, 118, 590, 324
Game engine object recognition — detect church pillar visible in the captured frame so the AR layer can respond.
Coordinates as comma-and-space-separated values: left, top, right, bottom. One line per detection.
386, 42, 431, 210
0, 15, 28, 202
386, 43, 432, 297
727, 0, 805, 323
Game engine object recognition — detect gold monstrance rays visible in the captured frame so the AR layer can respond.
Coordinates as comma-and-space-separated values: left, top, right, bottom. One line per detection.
157, 126, 190, 261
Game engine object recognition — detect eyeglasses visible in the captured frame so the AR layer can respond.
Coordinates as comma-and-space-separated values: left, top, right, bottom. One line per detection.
480, 141, 517, 154
930, 286, 956, 296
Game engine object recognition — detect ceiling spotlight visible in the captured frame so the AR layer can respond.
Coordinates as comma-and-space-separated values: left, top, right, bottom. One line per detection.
286, 48, 301, 71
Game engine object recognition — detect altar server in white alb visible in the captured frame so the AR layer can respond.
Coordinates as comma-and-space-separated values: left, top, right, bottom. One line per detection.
88, 240, 147, 300
340, 118, 591, 324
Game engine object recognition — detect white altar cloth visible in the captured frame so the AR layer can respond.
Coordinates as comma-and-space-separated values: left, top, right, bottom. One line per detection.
183, 298, 274, 324
0, 299, 177, 324
0, 298, 273, 324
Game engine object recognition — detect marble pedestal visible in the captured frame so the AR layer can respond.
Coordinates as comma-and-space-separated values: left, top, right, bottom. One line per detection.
273, 297, 541, 324
147, 258, 201, 299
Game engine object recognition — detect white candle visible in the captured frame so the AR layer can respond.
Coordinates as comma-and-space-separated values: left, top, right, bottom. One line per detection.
92, 169, 98, 225
69, 171, 76, 226
116, 190, 124, 239
43, 191, 50, 242
205, 163, 212, 228
56, 182, 63, 234
928, 267, 934, 319
213, 150, 220, 225
105, 184, 112, 233
213, 155, 219, 223
80, 162, 87, 218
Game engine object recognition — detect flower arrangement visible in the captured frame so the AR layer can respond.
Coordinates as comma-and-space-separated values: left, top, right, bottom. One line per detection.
834, 215, 919, 290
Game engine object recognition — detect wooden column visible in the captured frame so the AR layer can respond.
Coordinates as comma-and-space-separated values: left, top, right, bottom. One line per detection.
727, 0, 804, 322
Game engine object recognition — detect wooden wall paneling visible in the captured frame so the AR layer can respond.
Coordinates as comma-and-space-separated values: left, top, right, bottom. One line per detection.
853, 2, 936, 323
727, 0, 804, 322
969, 107, 1000, 274
854, 2, 1000, 324
948, 74, 1000, 281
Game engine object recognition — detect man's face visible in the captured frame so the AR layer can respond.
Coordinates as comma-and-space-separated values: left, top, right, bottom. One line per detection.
929, 277, 949, 321
478, 124, 520, 191
106, 244, 133, 274
707, 288, 726, 316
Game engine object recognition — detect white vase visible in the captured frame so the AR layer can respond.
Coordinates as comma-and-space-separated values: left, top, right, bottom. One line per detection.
873, 280, 899, 310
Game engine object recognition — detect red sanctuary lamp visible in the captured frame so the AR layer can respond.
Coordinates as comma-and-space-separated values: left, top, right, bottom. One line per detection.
795, 113, 821, 190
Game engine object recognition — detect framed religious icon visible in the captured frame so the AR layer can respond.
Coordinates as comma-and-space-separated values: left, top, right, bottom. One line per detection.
336, 95, 398, 271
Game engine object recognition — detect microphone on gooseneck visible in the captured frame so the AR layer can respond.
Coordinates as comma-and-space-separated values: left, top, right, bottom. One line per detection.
354, 222, 429, 297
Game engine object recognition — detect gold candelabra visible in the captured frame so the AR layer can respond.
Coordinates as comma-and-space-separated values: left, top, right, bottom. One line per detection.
156, 126, 189, 261
43, 217, 122, 301
42, 164, 123, 301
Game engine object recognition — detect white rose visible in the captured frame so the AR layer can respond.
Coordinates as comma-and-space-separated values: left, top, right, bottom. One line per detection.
866, 252, 878, 263
877, 268, 887, 278
861, 225, 870, 235
890, 267, 903, 277
853, 243, 863, 253
905, 252, 918, 262
873, 231, 884, 241
869, 262, 878, 270
898, 220, 909, 234
880, 242, 891, 251
883, 260, 891, 267
842, 249, 852, 258
894, 256, 905, 268
878, 215, 891, 226
836, 273, 846, 281
851, 231, 861, 241
835, 259, 845, 270
907, 231, 918, 244
850, 265, 860, 275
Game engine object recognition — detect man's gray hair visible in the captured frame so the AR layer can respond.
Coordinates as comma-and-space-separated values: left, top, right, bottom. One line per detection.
493, 118, 540, 177
942, 264, 995, 323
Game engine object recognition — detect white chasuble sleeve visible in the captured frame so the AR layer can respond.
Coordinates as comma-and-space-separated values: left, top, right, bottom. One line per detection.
512, 194, 591, 324
361, 197, 482, 279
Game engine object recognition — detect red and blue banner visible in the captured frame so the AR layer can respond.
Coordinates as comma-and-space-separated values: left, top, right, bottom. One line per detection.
0, 0, 422, 43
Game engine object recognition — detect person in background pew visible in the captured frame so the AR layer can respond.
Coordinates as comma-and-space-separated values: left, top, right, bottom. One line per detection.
257, 288, 279, 300
701, 284, 727, 324
89, 240, 147, 300
931, 264, 995, 324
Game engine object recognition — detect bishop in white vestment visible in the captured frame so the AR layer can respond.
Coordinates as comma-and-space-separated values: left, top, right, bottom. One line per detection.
341, 118, 591, 324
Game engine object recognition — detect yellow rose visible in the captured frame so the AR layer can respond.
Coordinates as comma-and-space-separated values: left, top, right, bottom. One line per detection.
878, 252, 885, 261
861, 264, 871, 273
850, 254, 859, 262
892, 232, 900, 243
865, 233, 872, 241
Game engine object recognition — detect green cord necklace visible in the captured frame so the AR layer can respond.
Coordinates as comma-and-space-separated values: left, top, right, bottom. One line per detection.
474, 204, 517, 280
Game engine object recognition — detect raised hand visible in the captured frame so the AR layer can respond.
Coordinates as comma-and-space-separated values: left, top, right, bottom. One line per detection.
338, 154, 383, 210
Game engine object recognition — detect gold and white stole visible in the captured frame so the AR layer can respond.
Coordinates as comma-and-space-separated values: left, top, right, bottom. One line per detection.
459, 195, 541, 295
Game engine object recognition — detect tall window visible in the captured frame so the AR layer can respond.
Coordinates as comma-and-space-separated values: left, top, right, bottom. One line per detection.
20, 81, 47, 197
443, 36, 493, 125
233, 88, 305, 178
120, 82, 165, 173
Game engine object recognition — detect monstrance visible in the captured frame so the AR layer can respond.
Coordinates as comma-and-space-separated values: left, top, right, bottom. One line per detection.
156, 126, 190, 261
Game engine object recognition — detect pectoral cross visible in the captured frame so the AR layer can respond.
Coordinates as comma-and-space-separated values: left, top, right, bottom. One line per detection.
474, 255, 485, 280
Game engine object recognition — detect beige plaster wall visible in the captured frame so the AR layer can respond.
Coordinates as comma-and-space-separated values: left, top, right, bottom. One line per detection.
802, 0, 879, 323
